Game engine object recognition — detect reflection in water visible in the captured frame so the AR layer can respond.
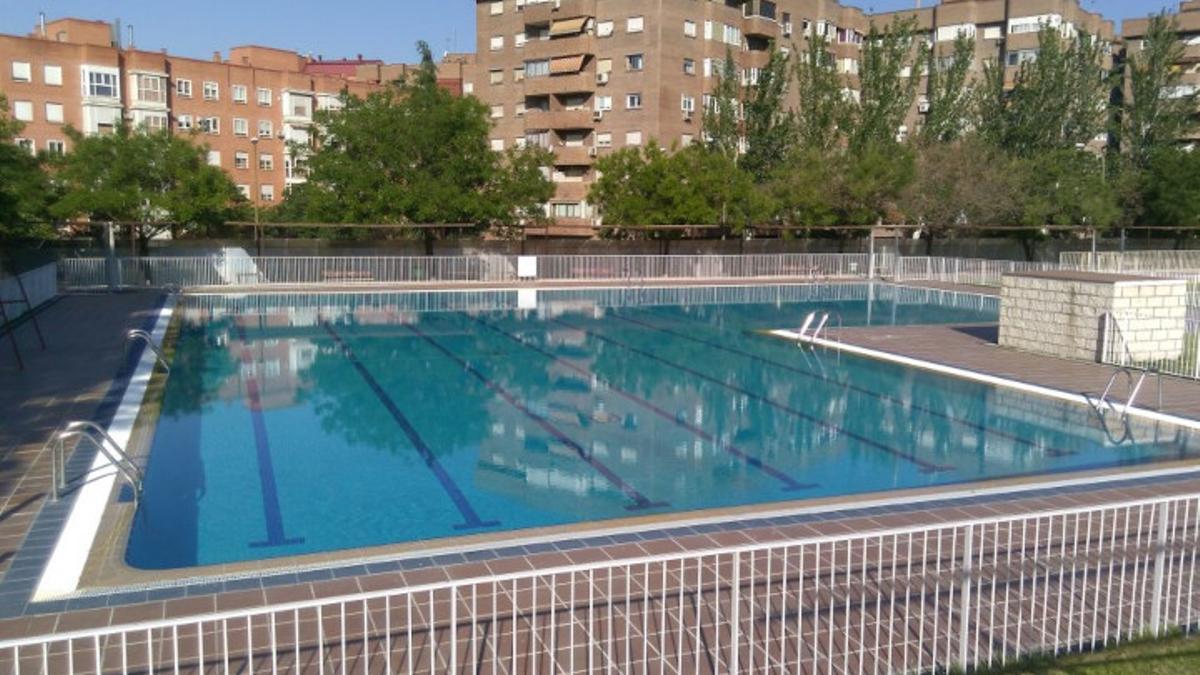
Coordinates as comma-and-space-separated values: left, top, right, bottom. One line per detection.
125, 285, 1194, 569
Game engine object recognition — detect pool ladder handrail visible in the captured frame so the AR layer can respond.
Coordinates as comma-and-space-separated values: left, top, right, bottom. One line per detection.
796, 310, 843, 344
46, 420, 143, 505
125, 329, 170, 374
1092, 365, 1163, 427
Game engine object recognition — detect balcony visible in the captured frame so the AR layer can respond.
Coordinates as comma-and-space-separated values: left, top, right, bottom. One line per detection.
743, 16, 780, 39
525, 108, 595, 130
524, 34, 596, 60
553, 145, 596, 166
523, 0, 597, 25
524, 72, 594, 96
552, 181, 591, 201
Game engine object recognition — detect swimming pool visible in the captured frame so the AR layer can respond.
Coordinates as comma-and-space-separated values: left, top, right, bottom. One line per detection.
124, 284, 1197, 569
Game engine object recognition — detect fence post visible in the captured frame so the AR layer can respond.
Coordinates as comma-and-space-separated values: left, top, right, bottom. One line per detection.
103, 222, 120, 291
1150, 504, 1169, 636
959, 523, 974, 669
730, 551, 741, 675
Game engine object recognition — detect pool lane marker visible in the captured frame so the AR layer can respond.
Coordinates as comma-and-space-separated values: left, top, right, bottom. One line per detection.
614, 313, 1077, 459
405, 323, 669, 512
232, 325, 305, 549
552, 317, 957, 474
322, 323, 500, 531
467, 315, 817, 492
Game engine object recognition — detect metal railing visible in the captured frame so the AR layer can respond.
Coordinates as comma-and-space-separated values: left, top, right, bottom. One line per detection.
1102, 313, 1200, 381
536, 253, 876, 282
45, 420, 144, 505
2, 493, 1197, 674
893, 257, 1061, 287
1062, 250, 1200, 274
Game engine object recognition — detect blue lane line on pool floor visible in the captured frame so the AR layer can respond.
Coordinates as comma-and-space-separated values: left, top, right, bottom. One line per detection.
322, 323, 500, 531
406, 323, 669, 512
233, 325, 306, 549
616, 312, 1079, 458
467, 314, 818, 493
552, 317, 957, 475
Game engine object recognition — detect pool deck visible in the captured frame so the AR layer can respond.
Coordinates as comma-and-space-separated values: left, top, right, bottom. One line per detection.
1, 284, 1198, 645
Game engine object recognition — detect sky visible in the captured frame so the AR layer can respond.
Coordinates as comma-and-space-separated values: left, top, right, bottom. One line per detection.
0, 1, 1180, 64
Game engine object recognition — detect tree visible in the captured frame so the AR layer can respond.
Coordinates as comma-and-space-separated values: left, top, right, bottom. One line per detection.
1140, 148, 1200, 244
293, 42, 553, 237
52, 124, 242, 250
977, 26, 1111, 155
1015, 148, 1119, 229
1120, 14, 1195, 168
704, 48, 743, 161
588, 142, 758, 231
836, 141, 915, 225
901, 137, 1021, 252
920, 33, 977, 143
0, 94, 54, 239
846, 18, 921, 151
765, 149, 842, 228
741, 44, 797, 183
793, 32, 845, 154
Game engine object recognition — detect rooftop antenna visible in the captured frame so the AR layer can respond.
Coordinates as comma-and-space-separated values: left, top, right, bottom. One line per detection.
127, 24, 134, 49
38, 12, 46, 37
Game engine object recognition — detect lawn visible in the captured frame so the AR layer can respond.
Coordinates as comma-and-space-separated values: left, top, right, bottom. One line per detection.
978, 634, 1200, 674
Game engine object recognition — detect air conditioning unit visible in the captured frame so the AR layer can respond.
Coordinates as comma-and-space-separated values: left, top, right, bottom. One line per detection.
596, 72, 610, 85
588, 146, 598, 157
918, 101, 930, 113
592, 110, 604, 121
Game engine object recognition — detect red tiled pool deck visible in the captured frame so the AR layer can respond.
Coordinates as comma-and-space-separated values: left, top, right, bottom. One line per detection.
1, 282, 1198, 661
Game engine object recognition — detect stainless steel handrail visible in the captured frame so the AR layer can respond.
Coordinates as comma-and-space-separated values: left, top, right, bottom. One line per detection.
46, 420, 143, 505
126, 329, 170, 373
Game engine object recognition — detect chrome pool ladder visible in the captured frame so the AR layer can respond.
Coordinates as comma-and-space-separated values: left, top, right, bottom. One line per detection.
795, 310, 843, 344
126, 329, 170, 373
1088, 365, 1163, 433
46, 420, 144, 505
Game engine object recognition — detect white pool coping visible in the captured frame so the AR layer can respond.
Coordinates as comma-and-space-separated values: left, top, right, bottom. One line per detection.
771, 329, 1200, 432
33, 296, 176, 601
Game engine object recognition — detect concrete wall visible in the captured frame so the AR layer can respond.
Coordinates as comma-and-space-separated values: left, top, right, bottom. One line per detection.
999, 272, 1188, 362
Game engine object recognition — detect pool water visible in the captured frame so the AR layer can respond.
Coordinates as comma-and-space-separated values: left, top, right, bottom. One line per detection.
126, 284, 1197, 569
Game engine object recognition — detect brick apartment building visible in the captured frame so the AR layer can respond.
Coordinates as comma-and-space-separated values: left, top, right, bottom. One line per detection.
474, 0, 1115, 235
0, 17, 474, 206
1123, 1, 1200, 146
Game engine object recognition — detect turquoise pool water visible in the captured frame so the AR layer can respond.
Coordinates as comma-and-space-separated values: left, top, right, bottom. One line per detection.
126, 284, 1196, 569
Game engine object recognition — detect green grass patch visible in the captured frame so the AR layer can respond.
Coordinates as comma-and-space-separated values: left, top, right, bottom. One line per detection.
976, 633, 1200, 674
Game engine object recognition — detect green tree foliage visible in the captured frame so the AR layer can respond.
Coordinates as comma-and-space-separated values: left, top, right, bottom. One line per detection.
769, 143, 914, 227
1121, 14, 1195, 168
1015, 148, 1119, 228
588, 142, 758, 231
978, 26, 1110, 155
1140, 148, 1200, 231
846, 18, 921, 151
920, 33, 977, 143
0, 94, 55, 239
741, 44, 797, 183
704, 48, 743, 161
290, 42, 553, 235
792, 33, 845, 154
52, 124, 242, 248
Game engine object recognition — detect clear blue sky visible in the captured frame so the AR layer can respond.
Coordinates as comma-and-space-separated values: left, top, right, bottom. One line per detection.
0, 1, 1177, 63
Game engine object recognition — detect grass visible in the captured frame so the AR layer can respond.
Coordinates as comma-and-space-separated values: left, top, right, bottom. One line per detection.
976, 634, 1200, 674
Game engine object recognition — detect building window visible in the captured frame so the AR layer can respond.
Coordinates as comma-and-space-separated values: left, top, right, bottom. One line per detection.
597, 20, 614, 38
237, 184, 251, 198
626, 54, 644, 71
234, 152, 250, 169
490, 138, 505, 151
257, 87, 272, 106
260, 185, 275, 202
46, 139, 65, 154
11, 61, 31, 82
232, 84, 248, 103
595, 132, 612, 148
681, 95, 696, 112
85, 70, 118, 98
552, 202, 582, 218
44, 65, 62, 86
625, 93, 642, 110
489, 69, 504, 85
206, 150, 221, 166
258, 120, 273, 138
514, 32, 527, 48
595, 95, 613, 111
683, 58, 696, 75
627, 16, 644, 33
176, 79, 192, 97
177, 114, 193, 130
681, 133, 694, 146
200, 116, 220, 134
233, 118, 249, 136
12, 100, 33, 122
136, 74, 165, 103
490, 1, 503, 15
490, 105, 504, 118
45, 102, 64, 123
490, 35, 505, 51
463, 82, 474, 94
525, 60, 549, 78
202, 81, 219, 100
684, 20, 697, 38
625, 131, 642, 146
258, 153, 274, 170
15, 138, 34, 155
142, 114, 167, 132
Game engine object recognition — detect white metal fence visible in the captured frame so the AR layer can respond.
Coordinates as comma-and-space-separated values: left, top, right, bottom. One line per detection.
1102, 313, 1200, 381
1062, 250, 1200, 275
893, 257, 1061, 287
0, 263, 57, 320
2, 493, 1196, 674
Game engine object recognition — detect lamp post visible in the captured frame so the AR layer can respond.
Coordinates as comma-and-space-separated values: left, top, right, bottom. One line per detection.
250, 136, 262, 256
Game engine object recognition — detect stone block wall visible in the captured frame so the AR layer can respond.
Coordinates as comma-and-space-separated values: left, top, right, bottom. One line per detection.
999, 272, 1187, 363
